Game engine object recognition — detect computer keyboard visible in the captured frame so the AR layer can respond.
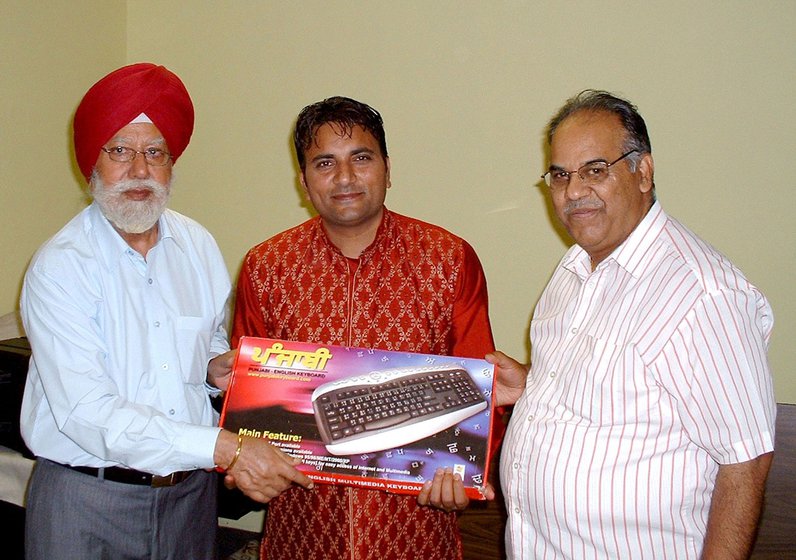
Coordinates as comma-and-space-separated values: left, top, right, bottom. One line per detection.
311, 364, 487, 456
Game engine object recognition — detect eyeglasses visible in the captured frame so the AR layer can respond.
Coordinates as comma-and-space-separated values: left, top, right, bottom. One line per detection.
101, 146, 172, 166
541, 150, 638, 190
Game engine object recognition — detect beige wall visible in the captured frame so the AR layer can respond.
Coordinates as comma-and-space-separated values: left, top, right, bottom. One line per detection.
1, 1, 126, 325
3, 1, 794, 403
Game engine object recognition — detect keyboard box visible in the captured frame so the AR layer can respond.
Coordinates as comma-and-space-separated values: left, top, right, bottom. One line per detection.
219, 336, 496, 499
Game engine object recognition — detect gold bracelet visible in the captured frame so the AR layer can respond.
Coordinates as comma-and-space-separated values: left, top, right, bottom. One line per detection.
226, 434, 244, 471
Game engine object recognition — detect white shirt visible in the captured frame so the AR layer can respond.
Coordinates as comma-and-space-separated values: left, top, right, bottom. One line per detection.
20, 203, 230, 475
502, 202, 775, 559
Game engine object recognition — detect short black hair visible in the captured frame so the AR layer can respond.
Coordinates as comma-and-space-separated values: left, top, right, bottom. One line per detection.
293, 96, 388, 169
547, 89, 651, 156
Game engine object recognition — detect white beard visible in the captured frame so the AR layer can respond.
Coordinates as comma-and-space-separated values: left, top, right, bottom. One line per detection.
90, 172, 172, 234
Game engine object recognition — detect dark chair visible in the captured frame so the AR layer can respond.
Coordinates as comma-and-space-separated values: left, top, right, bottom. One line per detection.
751, 403, 796, 559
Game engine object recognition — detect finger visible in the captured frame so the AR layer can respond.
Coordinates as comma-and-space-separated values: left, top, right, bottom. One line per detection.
287, 468, 314, 489
435, 469, 470, 511
223, 473, 237, 489
486, 350, 524, 371
440, 469, 466, 511
436, 468, 454, 508
485, 350, 509, 365
270, 458, 313, 489
451, 473, 469, 509
417, 479, 433, 506
270, 450, 314, 489
428, 468, 446, 507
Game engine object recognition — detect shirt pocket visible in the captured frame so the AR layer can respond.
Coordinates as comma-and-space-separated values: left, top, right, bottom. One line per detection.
559, 335, 651, 426
174, 316, 212, 384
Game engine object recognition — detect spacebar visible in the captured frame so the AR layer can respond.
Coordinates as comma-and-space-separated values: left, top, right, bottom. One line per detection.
365, 413, 412, 430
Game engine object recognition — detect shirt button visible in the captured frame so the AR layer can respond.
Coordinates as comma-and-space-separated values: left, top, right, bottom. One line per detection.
154, 321, 160, 327
527, 415, 534, 421
514, 507, 520, 514
148, 278, 153, 285
513, 462, 519, 469
169, 409, 175, 415
570, 327, 578, 334
161, 363, 169, 370
549, 371, 556, 378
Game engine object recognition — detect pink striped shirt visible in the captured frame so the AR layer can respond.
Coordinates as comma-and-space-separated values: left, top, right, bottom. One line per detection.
501, 202, 775, 559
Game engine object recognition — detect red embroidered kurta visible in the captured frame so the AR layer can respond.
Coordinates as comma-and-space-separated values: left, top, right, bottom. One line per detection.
232, 209, 495, 560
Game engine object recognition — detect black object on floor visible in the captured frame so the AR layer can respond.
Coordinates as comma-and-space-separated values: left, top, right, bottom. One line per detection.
1, 500, 25, 559
218, 526, 260, 560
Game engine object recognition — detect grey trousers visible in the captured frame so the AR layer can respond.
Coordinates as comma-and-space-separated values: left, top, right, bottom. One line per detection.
25, 458, 218, 560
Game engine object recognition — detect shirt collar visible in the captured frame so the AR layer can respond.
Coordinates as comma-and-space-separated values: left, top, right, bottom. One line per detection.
611, 201, 666, 276
562, 200, 666, 279
87, 202, 178, 270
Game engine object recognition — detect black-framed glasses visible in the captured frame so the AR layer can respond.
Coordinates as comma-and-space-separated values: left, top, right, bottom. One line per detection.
101, 146, 172, 166
541, 150, 638, 190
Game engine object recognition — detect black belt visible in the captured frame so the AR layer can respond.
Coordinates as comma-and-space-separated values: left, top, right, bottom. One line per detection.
66, 464, 195, 487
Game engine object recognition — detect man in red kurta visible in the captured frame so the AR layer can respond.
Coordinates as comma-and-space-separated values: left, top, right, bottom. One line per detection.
231, 96, 495, 560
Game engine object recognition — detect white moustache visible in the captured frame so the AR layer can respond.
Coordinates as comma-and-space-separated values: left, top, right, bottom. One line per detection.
564, 199, 603, 215
107, 179, 167, 197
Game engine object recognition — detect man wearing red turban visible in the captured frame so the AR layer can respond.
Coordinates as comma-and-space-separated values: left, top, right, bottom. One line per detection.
20, 63, 312, 560
73, 62, 196, 181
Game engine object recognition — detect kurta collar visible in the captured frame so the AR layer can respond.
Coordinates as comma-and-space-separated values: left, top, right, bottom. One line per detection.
312, 206, 392, 263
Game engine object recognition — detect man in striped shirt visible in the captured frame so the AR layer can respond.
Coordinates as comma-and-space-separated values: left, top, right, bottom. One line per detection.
489, 90, 775, 559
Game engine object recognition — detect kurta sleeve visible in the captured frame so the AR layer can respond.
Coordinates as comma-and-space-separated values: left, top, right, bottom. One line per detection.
450, 241, 495, 358
231, 251, 270, 348
450, 241, 508, 451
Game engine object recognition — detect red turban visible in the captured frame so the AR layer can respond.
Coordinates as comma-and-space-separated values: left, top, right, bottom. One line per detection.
73, 63, 194, 180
